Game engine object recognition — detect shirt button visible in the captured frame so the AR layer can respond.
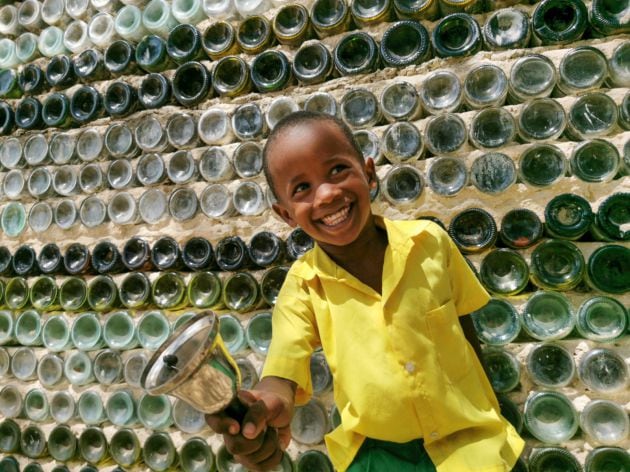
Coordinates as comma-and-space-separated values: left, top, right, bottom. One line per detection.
430, 431, 439, 439
405, 361, 415, 373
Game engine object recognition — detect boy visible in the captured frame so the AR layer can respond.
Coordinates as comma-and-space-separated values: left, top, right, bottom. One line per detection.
207, 112, 524, 471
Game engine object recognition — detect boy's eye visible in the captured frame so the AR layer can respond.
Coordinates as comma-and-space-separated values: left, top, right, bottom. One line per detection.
293, 183, 309, 195
331, 164, 348, 175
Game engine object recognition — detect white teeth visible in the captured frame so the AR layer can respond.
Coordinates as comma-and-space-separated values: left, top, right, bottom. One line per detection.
321, 205, 350, 226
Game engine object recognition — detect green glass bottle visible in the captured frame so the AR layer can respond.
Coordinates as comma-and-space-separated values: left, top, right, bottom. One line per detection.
594, 193, 630, 241
20, 424, 47, 459
333, 31, 380, 76
448, 208, 497, 254
237, 15, 275, 55
471, 298, 520, 346
522, 291, 575, 341
585, 447, 630, 472
544, 193, 593, 240
380, 20, 431, 68
590, 0, 630, 36
500, 208, 543, 249
6, 277, 29, 310
393, 0, 439, 20
48, 424, 77, 462
87, 275, 119, 312
528, 447, 582, 472
250, 50, 293, 93
223, 272, 261, 313
570, 139, 620, 184
530, 239, 585, 291
431, 13, 481, 58
524, 391, 579, 444
586, 245, 629, 295
297, 450, 334, 472
261, 266, 289, 306
479, 249, 529, 296
470, 152, 516, 195
0, 69, 22, 99
311, 0, 352, 38
212, 55, 251, 97
519, 143, 567, 188
180, 436, 215, 472
482, 348, 520, 393
532, 0, 588, 45
202, 21, 240, 60
42, 92, 73, 129
274, 3, 312, 47
152, 272, 189, 310
109, 428, 141, 468
118, 272, 151, 309
136, 34, 174, 73
59, 277, 88, 312
79, 427, 109, 466
526, 342, 575, 388
143, 432, 178, 471
581, 399, 630, 446
188, 271, 222, 309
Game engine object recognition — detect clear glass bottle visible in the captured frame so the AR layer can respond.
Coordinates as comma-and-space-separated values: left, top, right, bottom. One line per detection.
470, 152, 516, 194
448, 208, 497, 254
137, 153, 166, 186
518, 98, 566, 142
570, 139, 620, 184
524, 390, 579, 443
526, 342, 575, 388
167, 150, 197, 184
576, 296, 627, 343
479, 249, 529, 296
107, 160, 135, 190
544, 193, 592, 240
232, 102, 266, 140
483, 8, 530, 51
137, 310, 170, 351
135, 115, 169, 152
0, 310, 14, 345
567, 92, 617, 141
42, 314, 72, 351
354, 129, 384, 165
608, 41, 630, 88
0, 385, 23, 418
381, 164, 424, 206
168, 187, 199, 221
39, 26, 68, 57
114, 5, 147, 42
463, 64, 508, 109
233, 141, 262, 178
64, 20, 92, 53
50, 391, 76, 424
233, 181, 267, 216
519, 143, 566, 188
580, 399, 629, 446
379, 81, 421, 123
173, 398, 207, 434
508, 54, 557, 103
578, 347, 628, 394
340, 88, 381, 129
142, 0, 179, 38
0, 5, 19, 36
499, 208, 543, 249
166, 113, 199, 149
291, 399, 329, 445
470, 298, 520, 346
37, 352, 65, 387
3, 170, 26, 200
382, 121, 424, 164
558, 46, 608, 96
106, 389, 137, 427
303, 91, 338, 116
15, 309, 42, 346
522, 291, 574, 341
64, 350, 94, 386
188, 271, 222, 308
16, 32, 40, 63
421, 70, 461, 115
431, 13, 481, 58
531, 0, 588, 46
139, 188, 169, 224
94, 348, 123, 385
266, 97, 299, 131
198, 109, 233, 145
11, 346, 38, 381
245, 311, 272, 356
123, 351, 148, 388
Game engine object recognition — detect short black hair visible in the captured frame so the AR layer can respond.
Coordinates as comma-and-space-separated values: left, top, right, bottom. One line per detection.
262, 111, 364, 200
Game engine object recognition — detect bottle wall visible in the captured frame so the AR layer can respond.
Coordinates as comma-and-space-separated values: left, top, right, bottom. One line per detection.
0, 0, 628, 471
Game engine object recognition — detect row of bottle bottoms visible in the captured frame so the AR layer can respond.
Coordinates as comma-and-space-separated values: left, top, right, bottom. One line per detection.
0, 391, 628, 469
0, 0, 627, 76
0, 232, 312, 276
0, 420, 331, 471
2, 76, 630, 167
1, 37, 629, 133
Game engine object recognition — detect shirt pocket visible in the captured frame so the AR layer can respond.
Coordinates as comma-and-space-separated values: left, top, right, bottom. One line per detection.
424, 300, 474, 383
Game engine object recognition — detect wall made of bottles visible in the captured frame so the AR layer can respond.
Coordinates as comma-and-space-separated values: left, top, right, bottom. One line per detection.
0, 0, 628, 471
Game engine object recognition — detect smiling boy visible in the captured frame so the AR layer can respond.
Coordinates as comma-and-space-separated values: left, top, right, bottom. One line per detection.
206, 112, 524, 471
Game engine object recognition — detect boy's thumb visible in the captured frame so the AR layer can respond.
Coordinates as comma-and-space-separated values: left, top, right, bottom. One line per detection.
237, 390, 269, 439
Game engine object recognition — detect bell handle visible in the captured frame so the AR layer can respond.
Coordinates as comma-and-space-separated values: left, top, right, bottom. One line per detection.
224, 395, 248, 424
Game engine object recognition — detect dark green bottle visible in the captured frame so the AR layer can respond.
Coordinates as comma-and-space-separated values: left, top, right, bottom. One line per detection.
431, 13, 481, 58
586, 245, 630, 294
167, 23, 206, 63
250, 50, 293, 93
528, 448, 582, 472
311, 0, 353, 38
202, 21, 240, 60
544, 193, 593, 240
237, 15, 275, 55
585, 447, 630, 472
104, 82, 139, 118
500, 208, 543, 249
104, 40, 138, 76
380, 20, 431, 68
530, 239, 585, 291
136, 35, 174, 73
273, 3, 312, 47
18, 64, 48, 96
0, 101, 13, 136
172, 61, 212, 107
45, 55, 77, 90
393, 0, 439, 21
292, 42, 333, 85
0, 69, 22, 99
532, 0, 588, 45
333, 31, 380, 76
590, 0, 630, 36
15, 97, 44, 130
594, 193, 630, 241
212, 56, 251, 97
138, 73, 172, 109
42, 92, 73, 129
518, 143, 567, 188
73, 49, 110, 83
70, 86, 104, 124
448, 208, 497, 254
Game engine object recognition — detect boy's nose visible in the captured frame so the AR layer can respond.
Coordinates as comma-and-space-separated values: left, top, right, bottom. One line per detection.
314, 182, 343, 206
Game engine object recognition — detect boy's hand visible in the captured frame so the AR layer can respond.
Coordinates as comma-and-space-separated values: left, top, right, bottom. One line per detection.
206, 389, 293, 471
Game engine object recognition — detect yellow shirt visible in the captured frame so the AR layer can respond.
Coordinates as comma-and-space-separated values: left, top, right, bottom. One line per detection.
262, 218, 524, 471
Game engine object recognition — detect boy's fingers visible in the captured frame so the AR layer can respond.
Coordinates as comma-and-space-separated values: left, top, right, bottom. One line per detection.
238, 428, 279, 465
205, 412, 240, 435
240, 396, 270, 439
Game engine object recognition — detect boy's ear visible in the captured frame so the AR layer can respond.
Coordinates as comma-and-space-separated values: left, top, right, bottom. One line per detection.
364, 157, 377, 188
272, 202, 298, 228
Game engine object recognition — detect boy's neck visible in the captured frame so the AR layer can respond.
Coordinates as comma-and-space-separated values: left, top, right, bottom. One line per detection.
318, 215, 388, 293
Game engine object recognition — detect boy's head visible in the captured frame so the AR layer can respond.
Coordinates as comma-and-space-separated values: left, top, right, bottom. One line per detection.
263, 111, 377, 248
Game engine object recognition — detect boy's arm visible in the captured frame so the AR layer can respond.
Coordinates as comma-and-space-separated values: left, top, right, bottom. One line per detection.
206, 376, 297, 472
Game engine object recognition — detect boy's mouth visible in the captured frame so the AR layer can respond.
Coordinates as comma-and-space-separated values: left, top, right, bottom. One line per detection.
320, 204, 351, 226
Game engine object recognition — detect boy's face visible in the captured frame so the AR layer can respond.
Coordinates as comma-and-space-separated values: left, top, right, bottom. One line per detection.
269, 121, 377, 248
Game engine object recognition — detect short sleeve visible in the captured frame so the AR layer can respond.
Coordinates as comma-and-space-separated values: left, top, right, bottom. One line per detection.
446, 235, 491, 316
261, 270, 320, 406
